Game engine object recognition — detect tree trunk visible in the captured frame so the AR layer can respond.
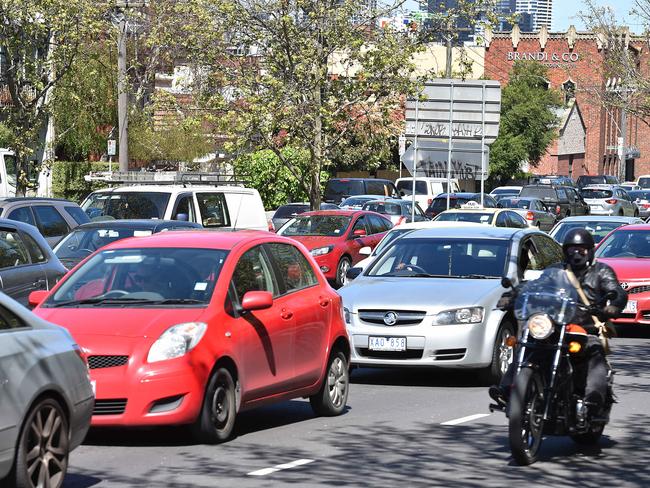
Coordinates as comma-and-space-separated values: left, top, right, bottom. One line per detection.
16, 156, 27, 197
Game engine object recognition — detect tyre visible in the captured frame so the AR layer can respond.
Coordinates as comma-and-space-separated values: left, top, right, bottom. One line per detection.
634, 209, 640, 217
191, 367, 237, 444
480, 321, 515, 385
619, 210, 624, 216
335, 257, 351, 288
310, 350, 349, 416
12, 398, 70, 488
509, 367, 545, 465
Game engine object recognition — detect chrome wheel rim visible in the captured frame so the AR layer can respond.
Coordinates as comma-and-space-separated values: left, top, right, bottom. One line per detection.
498, 329, 514, 375
328, 357, 347, 408
25, 404, 68, 488
338, 260, 350, 286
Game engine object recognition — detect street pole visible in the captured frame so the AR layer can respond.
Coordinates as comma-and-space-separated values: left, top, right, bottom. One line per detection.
412, 99, 419, 221
117, 14, 129, 172
618, 106, 627, 182
445, 36, 453, 79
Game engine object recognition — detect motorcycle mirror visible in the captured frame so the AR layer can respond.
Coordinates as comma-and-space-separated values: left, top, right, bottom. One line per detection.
501, 277, 513, 289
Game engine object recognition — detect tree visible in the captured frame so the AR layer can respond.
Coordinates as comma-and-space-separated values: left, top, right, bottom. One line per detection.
0, 0, 106, 194
214, 0, 427, 210
489, 61, 562, 183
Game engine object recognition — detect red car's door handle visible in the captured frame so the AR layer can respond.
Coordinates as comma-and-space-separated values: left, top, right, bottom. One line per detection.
281, 309, 293, 320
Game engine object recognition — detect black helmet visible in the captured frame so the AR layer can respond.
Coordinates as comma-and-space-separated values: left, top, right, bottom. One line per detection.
562, 228, 595, 269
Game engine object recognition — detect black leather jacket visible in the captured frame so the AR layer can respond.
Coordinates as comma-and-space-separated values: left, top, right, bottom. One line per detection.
570, 261, 628, 333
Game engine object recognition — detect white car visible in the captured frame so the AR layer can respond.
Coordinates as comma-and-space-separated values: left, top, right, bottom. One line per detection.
338, 226, 564, 382
81, 177, 267, 230
346, 221, 483, 279
579, 185, 638, 217
396, 177, 460, 211
489, 186, 522, 200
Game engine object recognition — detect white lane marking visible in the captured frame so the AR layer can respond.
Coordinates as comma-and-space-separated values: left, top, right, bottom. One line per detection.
441, 413, 491, 426
247, 458, 315, 476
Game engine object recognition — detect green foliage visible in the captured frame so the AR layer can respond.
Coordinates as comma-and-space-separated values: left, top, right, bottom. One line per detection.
233, 148, 311, 210
0, 123, 13, 149
51, 161, 110, 203
489, 61, 563, 183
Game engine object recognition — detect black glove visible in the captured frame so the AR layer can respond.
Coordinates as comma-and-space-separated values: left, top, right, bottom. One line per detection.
603, 305, 620, 318
497, 292, 514, 311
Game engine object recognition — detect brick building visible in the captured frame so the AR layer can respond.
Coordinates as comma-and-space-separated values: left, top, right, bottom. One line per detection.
483, 24, 650, 181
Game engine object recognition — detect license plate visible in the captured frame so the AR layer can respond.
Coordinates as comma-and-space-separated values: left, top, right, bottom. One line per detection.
623, 300, 637, 314
90, 380, 96, 397
368, 336, 406, 351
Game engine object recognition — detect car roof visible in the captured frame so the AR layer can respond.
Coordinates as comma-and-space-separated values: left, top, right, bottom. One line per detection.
437, 208, 501, 214
0, 197, 76, 204
90, 185, 254, 193
364, 198, 408, 204
434, 192, 481, 198
402, 226, 530, 240
491, 186, 522, 190
75, 219, 202, 230
610, 223, 650, 231
102, 230, 273, 251
581, 184, 617, 189
342, 194, 391, 200
396, 221, 484, 230
299, 209, 368, 217
556, 216, 643, 223
328, 177, 392, 182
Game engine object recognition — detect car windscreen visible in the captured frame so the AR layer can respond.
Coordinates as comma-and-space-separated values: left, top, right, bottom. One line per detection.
274, 205, 309, 219
278, 215, 351, 237
45, 248, 228, 307
435, 212, 493, 224
340, 197, 373, 207
54, 227, 155, 260
519, 187, 557, 200
325, 180, 364, 197
636, 178, 650, 189
429, 197, 470, 213
372, 228, 416, 256
364, 202, 402, 215
580, 189, 613, 199
82, 192, 170, 220
498, 198, 536, 209
628, 190, 650, 201
551, 221, 624, 244
397, 180, 427, 195
577, 176, 606, 187
491, 188, 519, 196
595, 230, 650, 258
367, 237, 508, 278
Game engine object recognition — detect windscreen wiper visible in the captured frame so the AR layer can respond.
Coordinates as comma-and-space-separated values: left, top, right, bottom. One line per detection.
150, 298, 205, 305
48, 297, 157, 308
457, 274, 497, 279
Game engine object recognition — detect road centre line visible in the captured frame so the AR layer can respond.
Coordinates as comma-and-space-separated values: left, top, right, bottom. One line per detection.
247, 458, 315, 476
441, 413, 491, 426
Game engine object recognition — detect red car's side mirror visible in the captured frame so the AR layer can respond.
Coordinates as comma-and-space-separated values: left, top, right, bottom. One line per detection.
28, 290, 49, 308
241, 291, 273, 312
352, 228, 367, 238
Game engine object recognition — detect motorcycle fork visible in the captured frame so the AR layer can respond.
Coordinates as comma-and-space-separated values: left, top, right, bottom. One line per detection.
542, 325, 567, 421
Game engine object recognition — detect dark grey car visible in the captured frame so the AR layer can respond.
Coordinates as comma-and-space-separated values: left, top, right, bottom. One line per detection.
272, 203, 339, 231
0, 219, 67, 306
53, 219, 202, 269
0, 197, 90, 247
0, 292, 94, 488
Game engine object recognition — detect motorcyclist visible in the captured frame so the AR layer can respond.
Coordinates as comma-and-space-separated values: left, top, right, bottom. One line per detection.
489, 228, 627, 414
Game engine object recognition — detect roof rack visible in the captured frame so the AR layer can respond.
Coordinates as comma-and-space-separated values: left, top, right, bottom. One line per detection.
83, 171, 249, 187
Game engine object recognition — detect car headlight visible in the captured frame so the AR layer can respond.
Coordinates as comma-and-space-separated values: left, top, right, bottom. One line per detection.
433, 307, 484, 325
343, 307, 351, 324
147, 322, 207, 363
527, 314, 554, 339
311, 246, 334, 256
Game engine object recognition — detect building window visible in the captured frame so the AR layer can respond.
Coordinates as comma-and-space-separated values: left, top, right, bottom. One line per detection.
562, 80, 576, 104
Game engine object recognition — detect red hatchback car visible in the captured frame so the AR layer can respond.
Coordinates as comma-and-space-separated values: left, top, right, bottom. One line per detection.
595, 223, 650, 325
277, 210, 393, 287
29, 231, 350, 443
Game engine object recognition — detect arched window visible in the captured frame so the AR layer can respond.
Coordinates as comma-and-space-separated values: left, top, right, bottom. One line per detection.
562, 80, 576, 104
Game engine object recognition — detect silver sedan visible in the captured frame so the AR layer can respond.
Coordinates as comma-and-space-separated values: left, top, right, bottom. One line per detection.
497, 197, 557, 231
0, 293, 94, 488
338, 226, 564, 383
580, 185, 639, 217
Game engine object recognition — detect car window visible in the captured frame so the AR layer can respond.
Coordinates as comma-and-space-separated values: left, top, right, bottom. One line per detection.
325, 180, 364, 199
365, 180, 390, 196
196, 193, 230, 228
507, 211, 528, 228
64, 206, 91, 225
351, 216, 368, 235
0, 230, 31, 268
172, 194, 196, 222
518, 238, 543, 278
32, 205, 70, 238
532, 235, 563, 266
495, 212, 509, 227
556, 188, 568, 201
397, 180, 428, 195
275, 205, 309, 219
21, 232, 47, 263
7, 207, 36, 227
0, 304, 27, 330
231, 245, 279, 301
484, 195, 497, 208
266, 243, 318, 294
82, 192, 170, 220
564, 188, 577, 202
367, 215, 387, 234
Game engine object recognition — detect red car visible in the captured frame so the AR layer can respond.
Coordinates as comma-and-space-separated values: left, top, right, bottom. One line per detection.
29, 231, 350, 443
276, 210, 393, 287
595, 223, 650, 325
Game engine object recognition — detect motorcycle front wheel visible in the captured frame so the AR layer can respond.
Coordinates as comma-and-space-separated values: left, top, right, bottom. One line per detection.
509, 367, 545, 465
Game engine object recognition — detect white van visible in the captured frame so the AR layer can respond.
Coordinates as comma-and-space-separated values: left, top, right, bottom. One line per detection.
81, 172, 267, 231
395, 177, 460, 211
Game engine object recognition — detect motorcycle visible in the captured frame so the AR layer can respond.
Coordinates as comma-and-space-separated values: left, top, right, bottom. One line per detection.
494, 268, 614, 465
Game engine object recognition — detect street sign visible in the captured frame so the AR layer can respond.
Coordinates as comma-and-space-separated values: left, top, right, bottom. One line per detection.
107, 140, 117, 156
398, 135, 406, 156
405, 80, 502, 143
401, 140, 489, 180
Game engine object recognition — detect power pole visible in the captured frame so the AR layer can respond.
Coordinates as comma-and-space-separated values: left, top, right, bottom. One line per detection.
445, 35, 453, 78
117, 14, 128, 172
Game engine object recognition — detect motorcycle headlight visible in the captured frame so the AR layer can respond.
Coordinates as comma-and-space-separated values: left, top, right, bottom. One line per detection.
433, 307, 484, 325
311, 245, 334, 257
147, 322, 207, 363
527, 314, 554, 339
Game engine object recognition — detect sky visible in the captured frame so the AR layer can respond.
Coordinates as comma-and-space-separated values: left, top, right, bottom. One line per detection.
552, 0, 640, 32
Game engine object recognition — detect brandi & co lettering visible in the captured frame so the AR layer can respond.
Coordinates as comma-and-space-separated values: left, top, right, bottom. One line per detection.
506, 52, 580, 62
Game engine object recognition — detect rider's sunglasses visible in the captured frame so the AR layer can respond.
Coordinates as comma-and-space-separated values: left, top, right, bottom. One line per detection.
566, 246, 588, 256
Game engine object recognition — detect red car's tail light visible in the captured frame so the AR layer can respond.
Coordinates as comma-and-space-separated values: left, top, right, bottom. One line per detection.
605, 198, 618, 205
